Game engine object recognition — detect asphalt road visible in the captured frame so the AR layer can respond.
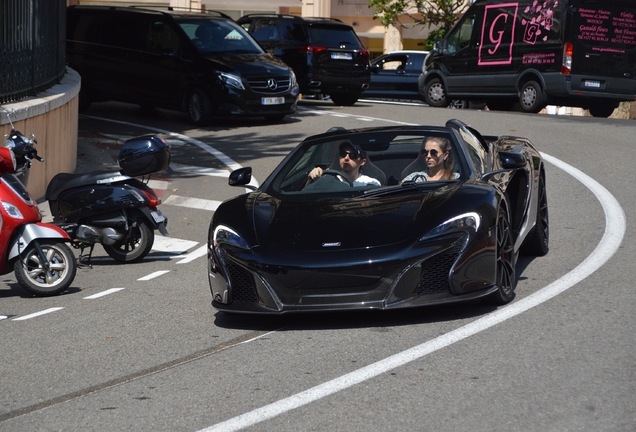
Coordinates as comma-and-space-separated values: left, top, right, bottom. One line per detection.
0, 100, 634, 432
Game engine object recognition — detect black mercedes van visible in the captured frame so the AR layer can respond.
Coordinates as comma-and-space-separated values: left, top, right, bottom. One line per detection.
419, 0, 636, 117
66, 6, 299, 125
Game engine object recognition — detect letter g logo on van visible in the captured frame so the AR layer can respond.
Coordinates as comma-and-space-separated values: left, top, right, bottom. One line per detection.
479, 3, 519, 66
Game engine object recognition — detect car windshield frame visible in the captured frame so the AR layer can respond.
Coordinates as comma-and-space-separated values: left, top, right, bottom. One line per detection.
261, 129, 468, 199
177, 18, 264, 55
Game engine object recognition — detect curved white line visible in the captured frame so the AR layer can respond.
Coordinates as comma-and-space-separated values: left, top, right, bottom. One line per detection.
197, 153, 626, 432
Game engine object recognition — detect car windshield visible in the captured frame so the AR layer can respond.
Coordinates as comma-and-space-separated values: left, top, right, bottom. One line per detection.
266, 131, 464, 197
178, 19, 264, 55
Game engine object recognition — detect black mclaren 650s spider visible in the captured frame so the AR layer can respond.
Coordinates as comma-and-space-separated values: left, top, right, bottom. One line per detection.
207, 119, 549, 314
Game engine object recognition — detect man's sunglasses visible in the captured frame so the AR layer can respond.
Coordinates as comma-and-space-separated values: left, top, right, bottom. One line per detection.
422, 148, 439, 158
340, 149, 361, 160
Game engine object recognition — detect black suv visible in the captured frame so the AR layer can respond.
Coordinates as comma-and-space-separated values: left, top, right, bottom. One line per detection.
67, 6, 299, 125
237, 14, 371, 106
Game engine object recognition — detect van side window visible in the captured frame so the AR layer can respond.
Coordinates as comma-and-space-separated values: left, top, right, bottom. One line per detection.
446, 13, 476, 54
148, 22, 180, 55
98, 13, 147, 51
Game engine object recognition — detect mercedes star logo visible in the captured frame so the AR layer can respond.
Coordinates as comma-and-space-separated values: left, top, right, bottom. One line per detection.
267, 78, 278, 90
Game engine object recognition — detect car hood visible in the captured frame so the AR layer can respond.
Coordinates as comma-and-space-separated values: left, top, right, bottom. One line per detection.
204, 54, 290, 75
251, 184, 462, 251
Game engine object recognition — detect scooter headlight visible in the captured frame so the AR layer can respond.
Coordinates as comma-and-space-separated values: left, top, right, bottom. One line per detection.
1, 201, 24, 219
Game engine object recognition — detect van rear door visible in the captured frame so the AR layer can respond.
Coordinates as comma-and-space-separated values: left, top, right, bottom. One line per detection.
568, 0, 636, 86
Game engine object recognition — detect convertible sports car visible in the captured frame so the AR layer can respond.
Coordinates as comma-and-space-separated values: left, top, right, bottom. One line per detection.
207, 119, 549, 314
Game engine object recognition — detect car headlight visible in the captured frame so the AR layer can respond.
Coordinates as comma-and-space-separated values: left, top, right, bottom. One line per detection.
420, 212, 480, 241
1, 201, 24, 219
213, 225, 249, 251
219, 72, 245, 91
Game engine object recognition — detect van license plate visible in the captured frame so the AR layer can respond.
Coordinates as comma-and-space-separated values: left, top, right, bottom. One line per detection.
262, 97, 285, 105
331, 52, 353, 60
151, 210, 165, 223
584, 80, 601, 88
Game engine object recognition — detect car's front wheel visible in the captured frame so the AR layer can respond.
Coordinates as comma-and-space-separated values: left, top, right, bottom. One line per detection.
187, 88, 213, 125
488, 205, 516, 305
423, 78, 449, 107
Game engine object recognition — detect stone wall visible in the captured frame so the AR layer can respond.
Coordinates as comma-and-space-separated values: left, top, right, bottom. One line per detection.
0, 68, 80, 201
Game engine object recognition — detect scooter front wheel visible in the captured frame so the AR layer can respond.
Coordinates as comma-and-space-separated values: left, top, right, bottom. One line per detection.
103, 219, 154, 263
14, 241, 77, 297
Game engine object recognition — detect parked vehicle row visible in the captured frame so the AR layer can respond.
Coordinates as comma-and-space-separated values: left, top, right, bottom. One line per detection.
67, 6, 299, 125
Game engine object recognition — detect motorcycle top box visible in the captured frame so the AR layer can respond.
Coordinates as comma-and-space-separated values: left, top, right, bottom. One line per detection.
119, 135, 170, 177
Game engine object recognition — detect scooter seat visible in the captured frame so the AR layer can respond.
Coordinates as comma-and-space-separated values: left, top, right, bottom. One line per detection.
45, 170, 129, 201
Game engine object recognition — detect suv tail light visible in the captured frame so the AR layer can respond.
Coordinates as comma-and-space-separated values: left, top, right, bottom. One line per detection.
299, 46, 327, 54
359, 49, 369, 58
561, 42, 573, 75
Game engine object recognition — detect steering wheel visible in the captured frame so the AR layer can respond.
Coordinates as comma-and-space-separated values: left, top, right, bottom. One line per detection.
321, 169, 353, 187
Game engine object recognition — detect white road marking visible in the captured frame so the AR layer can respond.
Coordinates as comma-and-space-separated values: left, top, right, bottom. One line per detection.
170, 163, 230, 178
0, 315, 7, 321
177, 245, 208, 264
138, 271, 170, 281
197, 153, 626, 432
13, 307, 64, 321
163, 195, 221, 211
83, 288, 125, 299
152, 236, 199, 254
297, 106, 417, 125
147, 180, 170, 190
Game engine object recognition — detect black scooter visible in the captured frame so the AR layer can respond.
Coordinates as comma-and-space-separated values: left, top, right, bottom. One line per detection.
44, 135, 170, 265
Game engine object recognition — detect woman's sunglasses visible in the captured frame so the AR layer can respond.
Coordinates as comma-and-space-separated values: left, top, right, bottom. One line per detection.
340, 149, 361, 160
422, 148, 440, 158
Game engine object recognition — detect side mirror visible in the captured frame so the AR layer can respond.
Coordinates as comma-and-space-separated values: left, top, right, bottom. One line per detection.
499, 151, 526, 169
229, 167, 257, 190
434, 37, 442, 52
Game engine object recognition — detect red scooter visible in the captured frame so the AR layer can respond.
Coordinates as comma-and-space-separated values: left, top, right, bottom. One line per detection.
0, 113, 77, 296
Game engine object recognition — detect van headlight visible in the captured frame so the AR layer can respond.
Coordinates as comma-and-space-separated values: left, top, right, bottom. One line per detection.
219, 72, 245, 91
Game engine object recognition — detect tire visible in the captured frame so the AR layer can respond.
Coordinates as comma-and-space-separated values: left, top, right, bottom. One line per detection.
521, 170, 549, 256
187, 88, 213, 125
518, 80, 546, 113
423, 78, 449, 108
588, 103, 617, 118
103, 219, 154, 263
330, 93, 359, 106
487, 205, 516, 305
14, 241, 77, 297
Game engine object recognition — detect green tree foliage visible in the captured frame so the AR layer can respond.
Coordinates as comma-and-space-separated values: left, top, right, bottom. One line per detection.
369, 0, 468, 31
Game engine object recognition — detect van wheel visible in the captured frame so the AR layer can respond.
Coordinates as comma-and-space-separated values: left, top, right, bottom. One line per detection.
187, 89, 213, 125
330, 93, 359, 106
424, 78, 449, 107
588, 102, 617, 118
519, 81, 546, 113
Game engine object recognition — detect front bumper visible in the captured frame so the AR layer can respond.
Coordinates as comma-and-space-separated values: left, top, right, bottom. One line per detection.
208, 232, 497, 314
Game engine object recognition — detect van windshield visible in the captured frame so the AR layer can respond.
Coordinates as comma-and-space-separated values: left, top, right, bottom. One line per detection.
178, 19, 264, 55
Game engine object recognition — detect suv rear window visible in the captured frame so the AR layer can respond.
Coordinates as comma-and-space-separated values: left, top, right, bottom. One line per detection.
307, 25, 362, 48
